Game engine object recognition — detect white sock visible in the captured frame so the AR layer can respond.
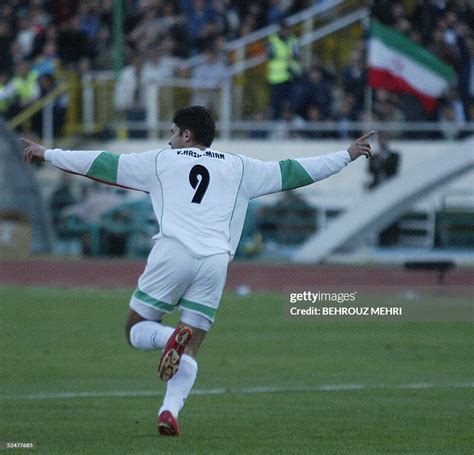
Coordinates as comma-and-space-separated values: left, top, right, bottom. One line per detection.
129, 321, 174, 351
159, 354, 198, 418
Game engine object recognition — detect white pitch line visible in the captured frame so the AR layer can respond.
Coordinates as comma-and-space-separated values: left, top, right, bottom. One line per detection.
1, 382, 473, 401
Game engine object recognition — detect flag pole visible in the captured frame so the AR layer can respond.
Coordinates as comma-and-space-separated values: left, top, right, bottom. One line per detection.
363, 15, 372, 125
365, 86, 372, 123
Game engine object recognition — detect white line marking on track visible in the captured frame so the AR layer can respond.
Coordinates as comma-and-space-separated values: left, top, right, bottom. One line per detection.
1, 382, 473, 401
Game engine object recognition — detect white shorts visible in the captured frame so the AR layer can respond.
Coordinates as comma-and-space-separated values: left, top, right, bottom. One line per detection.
129, 236, 229, 331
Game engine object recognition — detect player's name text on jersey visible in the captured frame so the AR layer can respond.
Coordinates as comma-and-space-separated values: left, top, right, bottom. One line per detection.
177, 150, 225, 160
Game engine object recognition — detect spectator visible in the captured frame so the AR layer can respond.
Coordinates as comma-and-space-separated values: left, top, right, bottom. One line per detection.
372, 89, 404, 123
394, 17, 412, 36
266, 19, 300, 119
0, 20, 13, 73
191, 47, 229, 113
0, 71, 13, 118
141, 47, 174, 86
57, 15, 91, 70
91, 24, 113, 69
50, 0, 78, 24
412, 0, 448, 46
371, 0, 391, 25
211, 0, 240, 40
437, 87, 466, 140
32, 73, 68, 138
302, 104, 331, 139
428, 26, 461, 72
79, 1, 102, 42
33, 40, 60, 77
0, 59, 40, 117
367, 132, 400, 190
243, 2, 267, 30
114, 53, 149, 138
342, 47, 366, 107
129, 6, 163, 53
367, 132, 401, 246
266, 0, 285, 25
184, 0, 219, 54
271, 103, 305, 139
295, 65, 333, 119
248, 109, 269, 139
114, 54, 144, 114
454, 21, 471, 118
15, 15, 37, 59
333, 93, 359, 139
30, 2, 51, 29
390, 2, 407, 26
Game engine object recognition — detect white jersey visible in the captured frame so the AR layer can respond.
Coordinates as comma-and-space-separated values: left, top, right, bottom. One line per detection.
44, 147, 351, 257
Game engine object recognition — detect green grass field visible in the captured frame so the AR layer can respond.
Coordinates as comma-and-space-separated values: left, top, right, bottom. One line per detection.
1, 286, 472, 454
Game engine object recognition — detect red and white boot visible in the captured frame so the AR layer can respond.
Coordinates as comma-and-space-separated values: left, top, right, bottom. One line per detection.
157, 411, 180, 436
158, 325, 193, 381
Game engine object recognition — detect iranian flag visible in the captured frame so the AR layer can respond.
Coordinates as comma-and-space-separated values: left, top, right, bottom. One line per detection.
368, 20, 456, 112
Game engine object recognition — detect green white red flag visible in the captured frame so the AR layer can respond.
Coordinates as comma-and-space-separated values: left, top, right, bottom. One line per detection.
368, 20, 456, 112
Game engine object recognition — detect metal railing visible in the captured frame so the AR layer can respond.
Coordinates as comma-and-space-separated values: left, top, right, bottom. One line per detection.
78, 69, 474, 139
181, 0, 346, 71
8, 82, 68, 149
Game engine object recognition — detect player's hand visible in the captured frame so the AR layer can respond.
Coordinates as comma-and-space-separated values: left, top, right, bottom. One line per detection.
21, 137, 47, 164
347, 131, 375, 161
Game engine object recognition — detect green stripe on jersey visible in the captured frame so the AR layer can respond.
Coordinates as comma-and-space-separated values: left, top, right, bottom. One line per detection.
86, 152, 119, 183
279, 159, 314, 191
133, 289, 175, 312
179, 298, 217, 322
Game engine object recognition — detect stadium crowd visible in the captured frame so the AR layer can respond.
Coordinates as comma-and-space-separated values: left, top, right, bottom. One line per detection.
262, 0, 474, 139
0, 0, 473, 137
0, 0, 309, 118
3, 0, 472, 258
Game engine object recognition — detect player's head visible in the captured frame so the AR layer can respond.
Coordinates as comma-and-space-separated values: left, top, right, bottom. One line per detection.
169, 106, 216, 149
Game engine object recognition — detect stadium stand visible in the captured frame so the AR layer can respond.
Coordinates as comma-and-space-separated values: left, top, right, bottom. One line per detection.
1, 0, 473, 260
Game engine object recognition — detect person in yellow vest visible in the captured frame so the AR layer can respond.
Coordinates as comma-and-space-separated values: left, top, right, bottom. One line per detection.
266, 20, 300, 119
0, 59, 40, 117
0, 71, 12, 118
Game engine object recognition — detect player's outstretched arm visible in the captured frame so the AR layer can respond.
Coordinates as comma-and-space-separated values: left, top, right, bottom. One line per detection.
21, 137, 156, 193
22, 138, 46, 164
241, 131, 376, 198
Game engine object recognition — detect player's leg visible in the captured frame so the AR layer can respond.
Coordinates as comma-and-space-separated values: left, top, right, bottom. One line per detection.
125, 308, 175, 351
126, 237, 194, 351
158, 251, 229, 436
157, 316, 208, 436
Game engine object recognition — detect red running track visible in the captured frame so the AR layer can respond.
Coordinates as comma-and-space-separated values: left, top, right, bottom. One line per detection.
0, 259, 473, 290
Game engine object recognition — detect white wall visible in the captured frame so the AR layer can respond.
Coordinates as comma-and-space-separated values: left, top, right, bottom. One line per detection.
99, 138, 474, 210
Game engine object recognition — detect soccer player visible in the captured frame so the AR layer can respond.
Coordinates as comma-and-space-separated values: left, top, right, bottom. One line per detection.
22, 106, 373, 436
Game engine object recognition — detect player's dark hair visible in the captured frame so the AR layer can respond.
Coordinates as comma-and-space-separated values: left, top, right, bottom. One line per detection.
173, 106, 216, 147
